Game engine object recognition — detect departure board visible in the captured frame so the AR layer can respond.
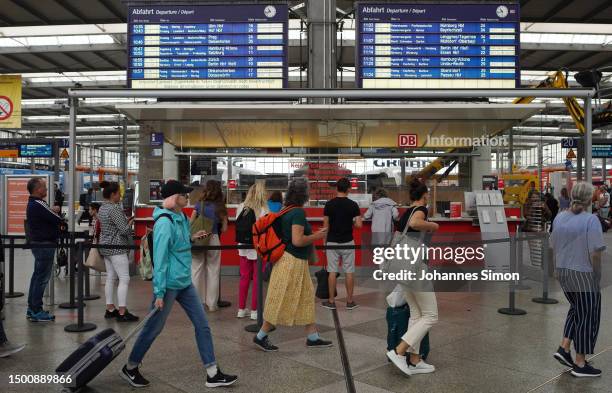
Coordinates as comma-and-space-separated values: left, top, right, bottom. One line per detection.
128, 4, 288, 89
356, 3, 520, 88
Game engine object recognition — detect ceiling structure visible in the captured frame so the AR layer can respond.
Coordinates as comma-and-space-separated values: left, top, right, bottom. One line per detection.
0, 0, 611, 155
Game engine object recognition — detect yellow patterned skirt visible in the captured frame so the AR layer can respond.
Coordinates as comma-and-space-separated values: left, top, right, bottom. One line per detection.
263, 251, 315, 326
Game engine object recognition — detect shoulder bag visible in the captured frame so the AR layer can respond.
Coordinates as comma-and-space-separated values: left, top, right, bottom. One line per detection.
382, 207, 431, 291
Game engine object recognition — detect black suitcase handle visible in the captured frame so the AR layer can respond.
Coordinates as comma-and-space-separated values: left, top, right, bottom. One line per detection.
124, 307, 159, 343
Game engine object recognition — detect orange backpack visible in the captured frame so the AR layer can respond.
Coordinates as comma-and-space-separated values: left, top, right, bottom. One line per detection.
252, 206, 297, 263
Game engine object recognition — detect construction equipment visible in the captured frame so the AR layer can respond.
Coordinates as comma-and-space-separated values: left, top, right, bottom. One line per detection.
500, 171, 540, 205
514, 70, 612, 133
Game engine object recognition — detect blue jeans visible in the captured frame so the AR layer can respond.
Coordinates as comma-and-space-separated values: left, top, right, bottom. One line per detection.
28, 245, 55, 312
128, 284, 216, 367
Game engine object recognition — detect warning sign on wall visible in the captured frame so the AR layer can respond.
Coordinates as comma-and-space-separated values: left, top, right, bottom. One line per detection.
0, 75, 21, 129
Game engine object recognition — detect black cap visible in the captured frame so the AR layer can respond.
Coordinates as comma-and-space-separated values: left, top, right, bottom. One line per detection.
160, 180, 193, 199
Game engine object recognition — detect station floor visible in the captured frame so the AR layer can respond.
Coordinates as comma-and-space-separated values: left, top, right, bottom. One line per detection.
2, 234, 612, 393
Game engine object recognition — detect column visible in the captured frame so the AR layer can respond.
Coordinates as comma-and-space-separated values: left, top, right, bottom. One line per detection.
308, 0, 336, 103
471, 146, 492, 192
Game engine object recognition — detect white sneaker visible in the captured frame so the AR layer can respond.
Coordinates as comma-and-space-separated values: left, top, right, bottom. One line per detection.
409, 360, 435, 374
250, 311, 258, 320
236, 309, 249, 318
386, 350, 412, 376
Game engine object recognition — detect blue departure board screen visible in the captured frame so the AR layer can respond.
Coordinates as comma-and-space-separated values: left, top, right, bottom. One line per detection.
356, 3, 520, 88
18, 144, 53, 158
128, 4, 288, 89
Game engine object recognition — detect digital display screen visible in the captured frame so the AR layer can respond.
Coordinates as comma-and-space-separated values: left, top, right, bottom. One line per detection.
356, 3, 520, 88
19, 144, 53, 158
127, 4, 288, 89
592, 144, 612, 158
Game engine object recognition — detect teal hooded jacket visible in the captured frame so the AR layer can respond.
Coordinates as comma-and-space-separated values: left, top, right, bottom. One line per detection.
152, 207, 193, 299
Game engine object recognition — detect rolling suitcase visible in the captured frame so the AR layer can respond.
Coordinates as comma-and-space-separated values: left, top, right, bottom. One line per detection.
56, 308, 158, 392
386, 304, 430, 361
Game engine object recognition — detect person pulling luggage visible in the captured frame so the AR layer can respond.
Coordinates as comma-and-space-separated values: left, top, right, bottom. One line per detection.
120, 180, 238, 388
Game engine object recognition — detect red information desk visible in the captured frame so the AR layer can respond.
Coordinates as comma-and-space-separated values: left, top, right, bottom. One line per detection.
134, 206, 523, 268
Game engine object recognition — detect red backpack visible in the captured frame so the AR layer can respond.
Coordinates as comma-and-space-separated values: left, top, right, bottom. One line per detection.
252, 206, 297, 263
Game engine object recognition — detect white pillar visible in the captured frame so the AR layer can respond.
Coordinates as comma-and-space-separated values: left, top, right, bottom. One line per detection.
471, 145, 492, 191
162, 141, 178, 180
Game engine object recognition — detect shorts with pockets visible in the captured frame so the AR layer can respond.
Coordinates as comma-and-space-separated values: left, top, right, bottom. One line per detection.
326, 241, 355, 273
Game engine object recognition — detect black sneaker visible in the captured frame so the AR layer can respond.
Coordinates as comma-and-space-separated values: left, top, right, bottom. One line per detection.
321, 301, 336, 310
116, 311, 139, 322
553, 346, 574, 367
306, 338, 333, 348
206, 369, 238, 388
120, 365, 150, 387
346, 301, 359, 310
104, 309, 119, 319
253, 335, 278, 352
571, 363, 602, 378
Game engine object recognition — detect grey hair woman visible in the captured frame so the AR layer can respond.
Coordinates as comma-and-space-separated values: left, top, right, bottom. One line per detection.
550, 182, 604, 377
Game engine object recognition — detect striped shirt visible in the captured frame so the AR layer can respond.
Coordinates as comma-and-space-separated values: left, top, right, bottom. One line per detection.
98, 201, 132, 256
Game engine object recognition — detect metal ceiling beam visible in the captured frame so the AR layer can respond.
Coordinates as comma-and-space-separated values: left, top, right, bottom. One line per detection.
0, 43, 125, 55
98, 0, 125, 20
9, 0, 51, 24
542, 1, 572, 23
532, 51, 563, 69
31, 52, 65, 70
2, 53, 39, 70
583, 2, 612, 22
93, 51, 123, 70
62, 52, 95, 71
53, 0, 88, 23
69, 88, 596, 98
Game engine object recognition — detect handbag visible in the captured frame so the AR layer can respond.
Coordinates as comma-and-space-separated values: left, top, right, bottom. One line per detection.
190, 211, 214, 247
84, 243, 106, 272
382, 207, 431, 291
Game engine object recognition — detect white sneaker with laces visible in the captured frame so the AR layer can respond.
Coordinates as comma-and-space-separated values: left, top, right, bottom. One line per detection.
250, 310, 257, 320
386, 350, 412, 376
236, 309, 249, 318
409, 360, 436, 374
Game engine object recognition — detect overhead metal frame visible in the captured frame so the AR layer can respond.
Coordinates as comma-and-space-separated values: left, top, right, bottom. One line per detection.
65, 87, 595, 233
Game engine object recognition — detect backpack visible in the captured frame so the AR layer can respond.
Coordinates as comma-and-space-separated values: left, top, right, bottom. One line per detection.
146, 213, 187, 267
252, 206, 296, 263
235, 207, 256, 244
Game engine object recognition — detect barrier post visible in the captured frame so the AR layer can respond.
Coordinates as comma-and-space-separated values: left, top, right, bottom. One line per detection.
498, 234, 527, 315
65, 242, 96, 332
5, 238, 24, 298
532, 233, 558, 304
82, 232, 100, 301
245, 255, 263, 333
59, 233, 84, 309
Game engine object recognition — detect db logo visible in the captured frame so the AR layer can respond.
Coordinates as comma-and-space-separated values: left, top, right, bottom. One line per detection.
398, 134, 418, 148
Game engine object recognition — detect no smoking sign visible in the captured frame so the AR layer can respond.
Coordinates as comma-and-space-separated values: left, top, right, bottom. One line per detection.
0, 96, 14, 121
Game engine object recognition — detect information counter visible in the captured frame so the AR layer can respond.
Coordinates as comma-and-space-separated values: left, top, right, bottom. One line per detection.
134, 205, 523, 267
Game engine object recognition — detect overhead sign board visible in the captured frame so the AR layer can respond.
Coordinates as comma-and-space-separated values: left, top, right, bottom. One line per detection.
592, 144, 612, 158
561, 138, 578, 148
0, 143, 54, 158
0, 76, 22, 128
127, 4, 289, 89
356, 3, 520, 88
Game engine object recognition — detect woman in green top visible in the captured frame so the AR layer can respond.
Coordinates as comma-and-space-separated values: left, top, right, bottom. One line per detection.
253, 180, 333, 351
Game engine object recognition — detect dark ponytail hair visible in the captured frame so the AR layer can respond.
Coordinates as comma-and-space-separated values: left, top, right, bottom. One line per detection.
100, 181, 119, 200
408, 178, 428, 202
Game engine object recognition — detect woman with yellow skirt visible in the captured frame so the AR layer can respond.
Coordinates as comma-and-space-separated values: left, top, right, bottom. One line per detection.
253, 180, 333, 351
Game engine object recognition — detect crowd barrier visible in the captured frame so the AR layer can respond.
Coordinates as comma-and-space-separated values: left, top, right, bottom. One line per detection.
1, 231, 559, 393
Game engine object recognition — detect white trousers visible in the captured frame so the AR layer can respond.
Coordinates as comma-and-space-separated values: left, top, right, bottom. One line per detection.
401, 290, 438, 354
191, 234, 221, 309
104, 253, 130, 308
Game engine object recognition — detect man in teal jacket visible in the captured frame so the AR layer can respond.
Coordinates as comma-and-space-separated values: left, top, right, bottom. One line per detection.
120, 180, 238, 389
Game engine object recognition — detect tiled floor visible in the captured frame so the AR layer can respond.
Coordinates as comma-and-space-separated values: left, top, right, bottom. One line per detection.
2, 232, 612, 393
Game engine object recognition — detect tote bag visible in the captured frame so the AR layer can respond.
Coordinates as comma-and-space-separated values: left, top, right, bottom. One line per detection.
84, 243, 106, 272
382, 207, 431, 291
